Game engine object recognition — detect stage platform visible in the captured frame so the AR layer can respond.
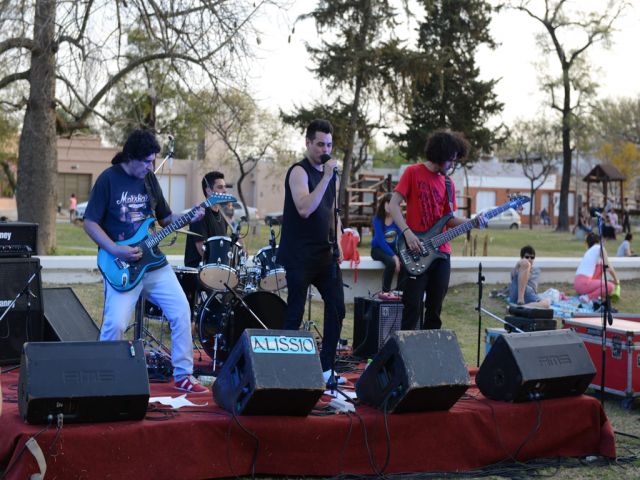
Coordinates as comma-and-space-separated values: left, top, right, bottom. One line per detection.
0, 367, 615, 479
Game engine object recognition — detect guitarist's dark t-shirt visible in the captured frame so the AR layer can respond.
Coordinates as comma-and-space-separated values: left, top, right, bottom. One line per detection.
85, 165, 172, 268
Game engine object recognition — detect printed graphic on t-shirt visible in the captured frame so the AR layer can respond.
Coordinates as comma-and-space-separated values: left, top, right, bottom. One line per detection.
384, 229, 398, 244
116, 191, 149, 240
416, 179, 445, 230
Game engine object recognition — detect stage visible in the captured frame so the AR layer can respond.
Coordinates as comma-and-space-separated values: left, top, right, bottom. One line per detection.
0, 366, 615, 480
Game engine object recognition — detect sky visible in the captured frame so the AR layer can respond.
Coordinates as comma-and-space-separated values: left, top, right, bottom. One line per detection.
247, 1, 640, 143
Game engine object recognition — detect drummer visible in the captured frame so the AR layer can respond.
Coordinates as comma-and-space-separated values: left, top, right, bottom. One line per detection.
184, 171, 238, 269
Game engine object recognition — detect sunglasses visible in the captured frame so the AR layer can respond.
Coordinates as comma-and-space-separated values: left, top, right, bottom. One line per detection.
524, 255, 535, 260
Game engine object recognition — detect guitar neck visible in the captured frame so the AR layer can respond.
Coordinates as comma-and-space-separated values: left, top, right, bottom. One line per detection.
430, 202, 519, 248
145, 205, 203, 249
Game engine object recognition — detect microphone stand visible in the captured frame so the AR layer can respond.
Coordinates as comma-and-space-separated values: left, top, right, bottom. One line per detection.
327, 162, 344, 396
154, 135, 175, 174
223, 282, 268, 330
475, 263, 485, 367
596, 214, 612, 405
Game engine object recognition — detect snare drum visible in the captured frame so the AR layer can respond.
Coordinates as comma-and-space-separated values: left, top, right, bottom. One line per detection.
253, 245, 287, 291
199, 236, 241, 290
237, 265, 261, 292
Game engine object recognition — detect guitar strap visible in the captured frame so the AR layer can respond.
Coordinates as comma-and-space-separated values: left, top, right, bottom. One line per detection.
444, 175, 454, 213
144, 172, 161, 217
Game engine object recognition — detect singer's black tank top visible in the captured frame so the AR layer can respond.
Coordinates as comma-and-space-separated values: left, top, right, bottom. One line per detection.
277, 158, 335, 268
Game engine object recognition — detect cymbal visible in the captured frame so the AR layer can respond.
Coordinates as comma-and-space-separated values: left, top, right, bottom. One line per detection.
176, 229, 203, 238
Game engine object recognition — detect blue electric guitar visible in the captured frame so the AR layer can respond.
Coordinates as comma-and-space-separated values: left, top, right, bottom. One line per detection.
98, 192, 236, 291
397, 195, 530, 276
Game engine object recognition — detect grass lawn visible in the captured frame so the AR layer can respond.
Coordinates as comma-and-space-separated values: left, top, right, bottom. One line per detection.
55, 221, 640, 258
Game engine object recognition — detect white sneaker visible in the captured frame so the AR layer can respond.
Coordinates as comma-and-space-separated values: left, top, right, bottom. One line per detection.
578, 294, 591, 304
323, 369, 347, 385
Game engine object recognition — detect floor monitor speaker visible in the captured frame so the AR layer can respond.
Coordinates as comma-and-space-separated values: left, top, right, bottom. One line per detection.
356, 330, 470, 413
18, 340, 150, 424
213, 329, 325, 415
476, 329, 596, 402
42, 288, 100, 341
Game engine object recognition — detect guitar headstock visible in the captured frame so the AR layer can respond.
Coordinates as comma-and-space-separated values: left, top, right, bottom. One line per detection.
507, 195, 531, 209
203, 193, 237, 208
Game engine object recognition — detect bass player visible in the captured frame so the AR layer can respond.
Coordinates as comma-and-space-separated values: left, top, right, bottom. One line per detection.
83, 129, 208, 394
389, 129, 487, 331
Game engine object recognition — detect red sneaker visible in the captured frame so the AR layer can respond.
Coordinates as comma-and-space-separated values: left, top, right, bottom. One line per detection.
175, 375, 209, 394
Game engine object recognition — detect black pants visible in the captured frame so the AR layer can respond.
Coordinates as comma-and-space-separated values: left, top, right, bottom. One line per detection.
371, 247, 408, 292
401, 254, 451, 330
283, 263, 345, 371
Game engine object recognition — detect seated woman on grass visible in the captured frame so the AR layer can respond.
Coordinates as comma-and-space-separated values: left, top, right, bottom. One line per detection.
574, 232, 620, 302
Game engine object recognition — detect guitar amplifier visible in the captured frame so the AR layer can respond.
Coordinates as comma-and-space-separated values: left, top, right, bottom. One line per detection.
353, 297, 403, 358
0, 222, 38, 257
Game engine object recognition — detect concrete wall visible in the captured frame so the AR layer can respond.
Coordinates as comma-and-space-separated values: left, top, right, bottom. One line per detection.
40, 255, 640, 303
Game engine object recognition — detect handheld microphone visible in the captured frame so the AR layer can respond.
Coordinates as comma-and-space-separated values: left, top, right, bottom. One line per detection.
320, 153, 338, 175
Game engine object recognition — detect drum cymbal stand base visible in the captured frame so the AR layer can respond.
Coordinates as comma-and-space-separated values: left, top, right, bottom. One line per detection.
131, 298, 174, 378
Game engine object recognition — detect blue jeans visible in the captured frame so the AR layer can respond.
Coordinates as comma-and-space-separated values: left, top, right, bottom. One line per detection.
101, 264, 193, 381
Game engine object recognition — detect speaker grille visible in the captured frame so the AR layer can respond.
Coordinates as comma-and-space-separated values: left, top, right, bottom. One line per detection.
0, 258, 43, 365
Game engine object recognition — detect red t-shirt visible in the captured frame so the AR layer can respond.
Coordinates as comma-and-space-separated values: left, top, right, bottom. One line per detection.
394, 163, 456, 253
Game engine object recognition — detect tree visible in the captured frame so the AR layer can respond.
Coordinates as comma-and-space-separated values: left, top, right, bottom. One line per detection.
511, 0, 627, 231
391, 0, 505, 164
0, 112, 19, 197
592, 97, 640, 146
205, 91, 284, 220
504, 118, 558, 229
0, 0, 276, 253
285, 0, 416, 223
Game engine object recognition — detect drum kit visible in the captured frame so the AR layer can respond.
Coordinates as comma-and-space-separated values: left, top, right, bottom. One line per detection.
142, 234, 287, 370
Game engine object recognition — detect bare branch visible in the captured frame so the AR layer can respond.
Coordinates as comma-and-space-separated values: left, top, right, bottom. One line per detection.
0, 37, 35, 55
0, 70, 30, 90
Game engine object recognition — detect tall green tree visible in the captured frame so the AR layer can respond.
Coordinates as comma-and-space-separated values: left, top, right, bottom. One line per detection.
284, 0, 417, 223
511, 0, 627, 231
392, 0, 504, 164
0, 0, 276, 253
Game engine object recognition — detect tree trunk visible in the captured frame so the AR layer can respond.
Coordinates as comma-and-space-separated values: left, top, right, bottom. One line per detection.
17, 0, 58, 254
556, 66, 572, 232
339, 0, 371, 226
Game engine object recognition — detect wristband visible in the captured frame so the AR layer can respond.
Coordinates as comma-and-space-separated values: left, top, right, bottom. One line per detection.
402, 227, 411, 234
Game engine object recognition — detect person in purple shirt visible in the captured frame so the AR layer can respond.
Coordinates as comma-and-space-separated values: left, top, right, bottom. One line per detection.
371, 193, 405, 294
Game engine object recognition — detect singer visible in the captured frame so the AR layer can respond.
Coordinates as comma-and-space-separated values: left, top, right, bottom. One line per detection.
83, 130, 208, 394
277, 119, 346, 385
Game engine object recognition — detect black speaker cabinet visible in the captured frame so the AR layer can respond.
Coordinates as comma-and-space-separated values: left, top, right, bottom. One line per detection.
504, 315, 557, 333
43, 288, 100, 341
0, 257, 44, 365
507, 305, 554, 319
18, 340, 150, 424
213, 329, 325, 416
353, 297, 403, 358
356, 330, 470, 413
476, 329, 596, 402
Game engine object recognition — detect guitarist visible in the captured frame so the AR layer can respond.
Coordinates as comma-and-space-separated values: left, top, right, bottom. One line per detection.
83, 129, 208, 394
389, 130, 486, 331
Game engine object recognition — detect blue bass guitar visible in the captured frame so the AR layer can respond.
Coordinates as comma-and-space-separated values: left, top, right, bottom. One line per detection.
97, 192, 236, 291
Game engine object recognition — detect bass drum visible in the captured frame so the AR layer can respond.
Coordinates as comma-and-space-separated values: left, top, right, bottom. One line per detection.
198, 291, 286, 364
